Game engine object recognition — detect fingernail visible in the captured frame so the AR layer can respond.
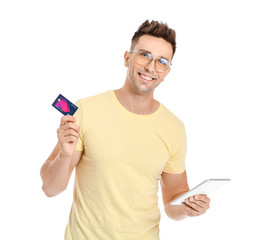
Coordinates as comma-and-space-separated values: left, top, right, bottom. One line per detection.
195, 196, 198, 200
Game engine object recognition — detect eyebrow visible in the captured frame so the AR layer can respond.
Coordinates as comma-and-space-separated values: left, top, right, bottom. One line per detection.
138, 48, 170, 62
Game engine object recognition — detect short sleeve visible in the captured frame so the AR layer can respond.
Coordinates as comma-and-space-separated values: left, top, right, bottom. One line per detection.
73, 100, 84, 151
163, 123, 187, 174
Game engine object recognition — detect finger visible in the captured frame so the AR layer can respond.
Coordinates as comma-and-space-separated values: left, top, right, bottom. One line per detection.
60, 115, 76, 126
182, 203, 201, 217
63, 129, 80, 138
189, 202, 206, 213
185, 199, 204, 212
193, 200, 209, 209
63, 122, 80, 133
65, 135, 78, 143
182, 203, 194, 216
189, 196, 210, 209
194, 195, 210, 204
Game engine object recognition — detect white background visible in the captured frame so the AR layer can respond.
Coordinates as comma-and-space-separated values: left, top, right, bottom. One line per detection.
1, 0, 266, 239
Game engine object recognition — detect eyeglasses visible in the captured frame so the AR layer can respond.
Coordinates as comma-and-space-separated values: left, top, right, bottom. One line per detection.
129, 49, 172, 73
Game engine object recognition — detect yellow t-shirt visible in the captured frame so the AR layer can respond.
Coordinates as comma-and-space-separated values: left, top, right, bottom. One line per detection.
65, 90, 187, 240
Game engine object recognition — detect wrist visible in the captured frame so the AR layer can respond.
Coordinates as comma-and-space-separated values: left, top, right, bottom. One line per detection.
165, 202, 188, 221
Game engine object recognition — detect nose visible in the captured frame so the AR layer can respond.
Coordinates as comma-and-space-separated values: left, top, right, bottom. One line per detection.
144, 59, 156, 73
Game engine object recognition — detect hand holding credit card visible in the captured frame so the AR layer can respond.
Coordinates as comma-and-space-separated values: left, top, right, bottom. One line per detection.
52, 94, 78, 116
52, 94, 80, 158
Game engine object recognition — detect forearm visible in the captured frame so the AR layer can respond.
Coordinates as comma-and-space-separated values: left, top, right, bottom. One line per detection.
164, 202, 187, 221
40, 152, 72, 197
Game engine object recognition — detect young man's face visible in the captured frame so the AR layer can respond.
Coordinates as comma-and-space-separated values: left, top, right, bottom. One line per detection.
124, 34, 173, 95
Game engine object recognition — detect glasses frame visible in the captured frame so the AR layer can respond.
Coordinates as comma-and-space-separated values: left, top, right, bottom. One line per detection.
129, 49, 172, 72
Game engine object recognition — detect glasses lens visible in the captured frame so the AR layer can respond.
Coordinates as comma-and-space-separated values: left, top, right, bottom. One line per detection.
156, 58, 169, 72
135, 51, 151, 65
133, 50, 170, 72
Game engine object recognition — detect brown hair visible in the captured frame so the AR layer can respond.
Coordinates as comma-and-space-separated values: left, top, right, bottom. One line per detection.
131, 20, 176, 57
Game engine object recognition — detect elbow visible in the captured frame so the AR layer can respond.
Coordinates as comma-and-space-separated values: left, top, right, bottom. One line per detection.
42, 184, 55, 197
42, 184, 66, 198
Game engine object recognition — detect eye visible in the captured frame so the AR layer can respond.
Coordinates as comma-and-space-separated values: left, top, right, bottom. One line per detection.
159, 58, 168, 65
140, 51, 152, 59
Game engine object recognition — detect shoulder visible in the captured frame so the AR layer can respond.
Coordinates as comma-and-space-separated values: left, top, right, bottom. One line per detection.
160, 103, 185, 131
74, 90, 111, 119
77, 90, 110, 107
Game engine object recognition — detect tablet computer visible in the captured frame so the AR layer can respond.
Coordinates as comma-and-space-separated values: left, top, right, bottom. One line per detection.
170, 179, 231, 205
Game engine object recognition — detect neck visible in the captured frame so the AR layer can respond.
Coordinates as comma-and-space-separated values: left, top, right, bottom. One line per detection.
114, 86, 160, 115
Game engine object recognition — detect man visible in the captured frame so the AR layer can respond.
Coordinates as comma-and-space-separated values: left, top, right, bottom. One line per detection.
40, 20, 210, 240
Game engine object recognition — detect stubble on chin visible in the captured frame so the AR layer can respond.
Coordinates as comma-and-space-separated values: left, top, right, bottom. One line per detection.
128, 68, 159, 94
132, 76, 154, 94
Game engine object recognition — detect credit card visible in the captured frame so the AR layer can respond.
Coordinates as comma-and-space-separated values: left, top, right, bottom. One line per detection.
52, 94, 78, 116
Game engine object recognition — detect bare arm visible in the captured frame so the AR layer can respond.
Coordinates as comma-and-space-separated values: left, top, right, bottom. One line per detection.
40, 115, 82, 197
40, 142, 82, 197
160, 170, 189, 221
160, 170, 210, 220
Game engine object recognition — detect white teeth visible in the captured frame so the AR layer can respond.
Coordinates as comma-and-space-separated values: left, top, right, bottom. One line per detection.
140, 73, 153, 81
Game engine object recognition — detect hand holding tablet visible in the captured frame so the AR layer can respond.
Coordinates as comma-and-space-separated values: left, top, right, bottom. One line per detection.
170, 179, 231, 205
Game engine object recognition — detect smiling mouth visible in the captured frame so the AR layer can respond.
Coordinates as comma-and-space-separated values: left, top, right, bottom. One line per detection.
138, 72, 156, 81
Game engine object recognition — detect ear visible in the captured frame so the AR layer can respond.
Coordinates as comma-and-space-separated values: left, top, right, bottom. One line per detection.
124, 51, 130, 67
